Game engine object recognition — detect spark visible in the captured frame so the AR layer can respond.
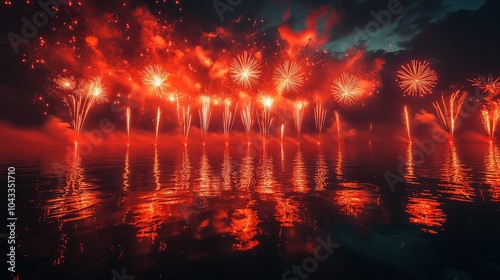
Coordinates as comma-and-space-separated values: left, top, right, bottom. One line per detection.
230, 51, 261, 89
397, 60, 437, 96
332, 72, 362, 106
273, 61, 304, 94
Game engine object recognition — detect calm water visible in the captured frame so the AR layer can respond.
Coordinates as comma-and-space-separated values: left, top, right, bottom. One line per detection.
3, 142, 500, 280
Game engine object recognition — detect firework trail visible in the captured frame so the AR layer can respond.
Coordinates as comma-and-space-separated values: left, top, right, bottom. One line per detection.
433, 91, 468, 138
241, 101, 254, 138
397, 60, 437, 96
168, 91, 181, 126
257, 96, 274, 138
403, 105, 412, 142
314, 102, 327, 135
293, 101, 307, 141
56, 76, 108, 138
281, 124, 285, 143
332, 72, 362, 106
155, 107, 161, 144
181, 105, 192, 144
334, 110, 341, 142
126, 107, 131, 141
199, 96, 212, 135
273, 61, 304, 94
230, 52, 261, 89
481, 102, 500, 141
223, 98, 238, 140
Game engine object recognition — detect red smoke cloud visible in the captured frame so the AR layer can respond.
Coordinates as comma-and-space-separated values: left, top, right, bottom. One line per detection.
278, 5, 340, 47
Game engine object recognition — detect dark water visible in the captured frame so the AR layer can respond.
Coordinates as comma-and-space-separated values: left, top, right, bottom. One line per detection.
2, 142, 500, 280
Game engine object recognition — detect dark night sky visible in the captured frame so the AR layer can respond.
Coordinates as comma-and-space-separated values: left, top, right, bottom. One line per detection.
0, 0, 498, 136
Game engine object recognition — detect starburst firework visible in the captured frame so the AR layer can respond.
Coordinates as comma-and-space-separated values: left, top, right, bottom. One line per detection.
273, 61, 304, 94
332, 72, 362, 106
143, 65, 170, 96
230, 52, 261, 89
397, 60, 437, 96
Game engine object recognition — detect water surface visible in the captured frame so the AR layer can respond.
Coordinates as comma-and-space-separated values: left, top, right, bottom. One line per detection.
3, 142, 500, 280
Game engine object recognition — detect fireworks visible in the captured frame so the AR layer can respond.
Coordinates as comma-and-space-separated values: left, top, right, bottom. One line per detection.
56, 76, 108, 136
87, 77, 107, 103
331, 72, 362, 106
257, 96, 274, 137
469, 76, 500, 95
481, 103, 500, 140
293, 101, 307, 140
273, 61, 304, 94
403, 105, 411, 142
223, 98, 238, 139
335, 110, 341, 142
126, 107, 131, 141
181, 105, 192, 144
143, 65, 170, 96
230, 52, 261, 89
198, 96, 212, 135
433, 91, 468, 137
56, 76, 76, 91
241, 101, 254, 137
143, 65, 170, 143
262, 96, 274, 108
155, 107, 161, 144
281, 124, 285, 142
314, 102, 327, 134
168, 91, 181, 126
469, 76, 500, 141
397, 60, 437, 96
